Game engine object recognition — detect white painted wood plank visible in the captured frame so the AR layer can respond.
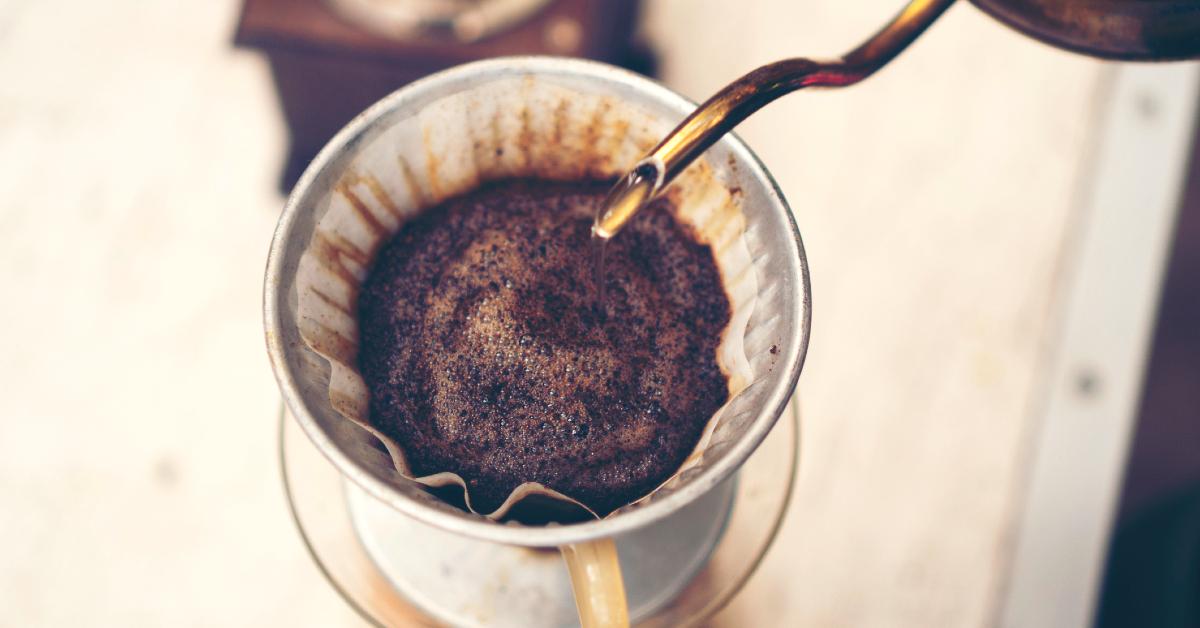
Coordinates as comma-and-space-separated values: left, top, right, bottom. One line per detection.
999, 63, 1200, 628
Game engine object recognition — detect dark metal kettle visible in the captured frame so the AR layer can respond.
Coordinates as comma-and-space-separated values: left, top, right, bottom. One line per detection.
593, 0, 1200, 237
971, 0, 1200, 60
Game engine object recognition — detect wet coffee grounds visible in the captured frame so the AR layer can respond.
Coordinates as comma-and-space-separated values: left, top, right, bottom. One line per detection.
357, 179, 730, 515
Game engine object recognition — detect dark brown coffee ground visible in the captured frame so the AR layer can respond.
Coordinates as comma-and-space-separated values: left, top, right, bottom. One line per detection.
357, 179, 730, 516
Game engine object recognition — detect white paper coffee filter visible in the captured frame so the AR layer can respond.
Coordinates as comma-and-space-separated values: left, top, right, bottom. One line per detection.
294, 72, 770, 520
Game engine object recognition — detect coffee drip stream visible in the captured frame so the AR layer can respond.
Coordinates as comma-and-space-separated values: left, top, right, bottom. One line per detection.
590, 161, 660, 306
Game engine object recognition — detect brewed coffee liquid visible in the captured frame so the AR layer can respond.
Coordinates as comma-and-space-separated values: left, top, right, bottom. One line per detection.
357, 180, 730, 515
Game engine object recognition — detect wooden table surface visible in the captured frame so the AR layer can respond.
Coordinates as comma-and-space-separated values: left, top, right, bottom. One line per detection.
0, 0, 1183, 626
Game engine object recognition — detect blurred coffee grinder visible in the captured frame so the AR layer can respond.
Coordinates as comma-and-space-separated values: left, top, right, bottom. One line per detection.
235, 0, 652, 190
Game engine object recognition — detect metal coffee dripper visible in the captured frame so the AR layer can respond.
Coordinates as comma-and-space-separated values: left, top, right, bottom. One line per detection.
265, 57, 811, 627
